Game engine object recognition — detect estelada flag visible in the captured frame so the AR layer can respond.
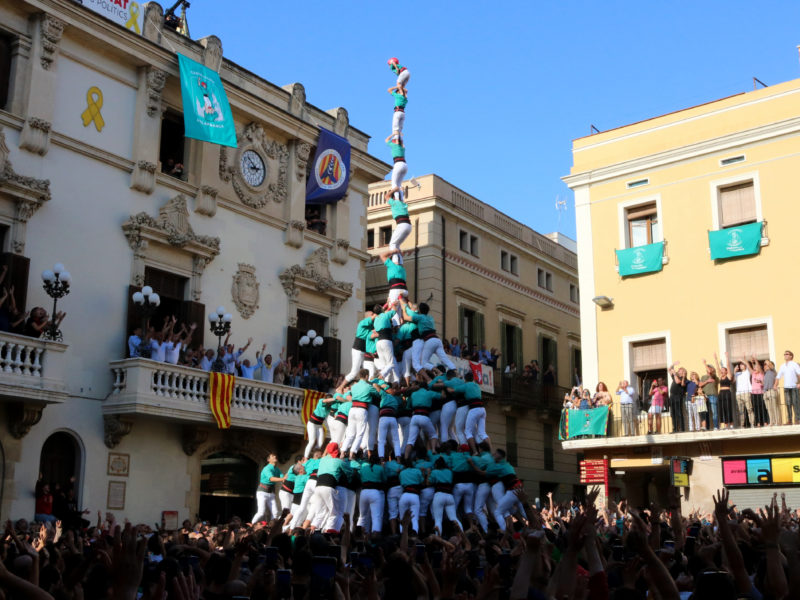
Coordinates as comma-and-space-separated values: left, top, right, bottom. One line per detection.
209, 372, 235, 429
301, 389, 326, 439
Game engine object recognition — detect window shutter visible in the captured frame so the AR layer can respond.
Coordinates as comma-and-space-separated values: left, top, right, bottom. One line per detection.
719, 182, 756, 228
458, 305, 465, 344
476, 312, 485, 348
500, 324, 507, 368
727, 326, 769, 362
631, 339, 667, 371
180, 300, 206, 349
286, 326, 301, 369
327, 336, 341, 376
514, 326, 523, 369
626, 202, 657, 220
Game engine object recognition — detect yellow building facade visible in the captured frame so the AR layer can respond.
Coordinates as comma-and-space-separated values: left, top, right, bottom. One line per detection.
366, 174, 582, 501
563, 77, 800, 511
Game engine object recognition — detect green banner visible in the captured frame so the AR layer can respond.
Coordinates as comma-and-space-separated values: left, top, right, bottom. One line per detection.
559, 405, 609, 440
615, 241, 664, 277
177, 53, 237, 148
708, 222, 762, 260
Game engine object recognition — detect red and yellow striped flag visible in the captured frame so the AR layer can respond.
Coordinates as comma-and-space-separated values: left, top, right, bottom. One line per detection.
209, 372, 235, 429
301, 389, 326, 439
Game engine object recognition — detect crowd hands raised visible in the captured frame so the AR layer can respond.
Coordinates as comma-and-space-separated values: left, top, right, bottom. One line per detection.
9, 482, 800, 600
0, 266, 67, 339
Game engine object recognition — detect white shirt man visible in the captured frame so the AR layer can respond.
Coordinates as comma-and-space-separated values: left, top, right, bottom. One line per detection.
616, 384, 635, 405
259, 355, 282, 384
776, 356, 800, 388
735, 367, 752, 393
128, 334, 142, 358
240, 357, 263, 379
150, 339, 168, 362
199, 350, 214, 371
224, 349, 242, 375
165, 341, 182, 365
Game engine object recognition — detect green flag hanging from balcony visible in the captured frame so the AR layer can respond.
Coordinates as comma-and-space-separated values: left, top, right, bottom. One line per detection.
708, 222, 762, 260
559, 406, 609, 440
615, 242, 664, 277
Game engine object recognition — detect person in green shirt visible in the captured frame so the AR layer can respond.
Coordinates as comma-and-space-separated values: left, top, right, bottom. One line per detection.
290, 449, 322, 530
341, 369, 377, 459
463, 372, 490, 455
380, 250, 408, 306
398, 458, 424, 533
328, 381, 352, 446
385, 134, 408, 205
372, 302, 400, 385
400, 297, 455, 372
388, 86, 407, 140
384, 186, 412, 265
469, 441, 495, 532
278, 455, 304, 515
305, 395, 336, 458
405, 372, 444, 459
357, 453, 386, 536
387, 57, 410, 95
344, 311, 376, 383
396, 319, 419, 385
252, 453, 284, 524
377, 383, 402, 459
430, 457, 463, 534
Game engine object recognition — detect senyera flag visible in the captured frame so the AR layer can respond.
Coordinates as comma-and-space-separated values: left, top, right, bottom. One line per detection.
306, 128, 351, 204
301, 389, 326, 439
177, 53, 237, 148
209, 372, 235, 429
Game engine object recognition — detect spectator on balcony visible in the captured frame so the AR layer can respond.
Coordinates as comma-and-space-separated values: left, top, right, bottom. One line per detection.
489, 347, 501, 368
686, 372, 701, 432
667, 363, 687, 433
763, 359, 781, 425
578, 389, 591, 410
449, 337, 461, 358
0, 285, 27, 334
701, 356, 720, 430
34, 475, 56, 523
748, 356, 768, 427
648, 377, 667, 434
616, 380, 637, 435
503, 361, 517, 376
165, 322, 197, 365
224, 337, 252, 375
718, 354, 735, 429
775, 350, 800, 424
478, 344, 491, 365
733, 359, 753, 429
127, 325, 145, 357
542, 364, 556, 386
593, 382, 612, 407
257, 346, 284, 383
239, 353, 264, 380
527, 359, 540, 382
199, 348, 215, 371
24, 307, 65, 339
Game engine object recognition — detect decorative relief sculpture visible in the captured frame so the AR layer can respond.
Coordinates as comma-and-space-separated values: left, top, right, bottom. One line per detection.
231, 263, 260, 319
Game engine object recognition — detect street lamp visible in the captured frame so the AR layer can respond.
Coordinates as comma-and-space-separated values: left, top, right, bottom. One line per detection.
298, 328, 324, 372
208, 305, 232, 373
131, 286, 161, 358
41, 263, 71, 341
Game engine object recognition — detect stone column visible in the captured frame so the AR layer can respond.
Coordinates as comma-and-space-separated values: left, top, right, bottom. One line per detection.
130, 66, 166, 194
285, 139, 310, 247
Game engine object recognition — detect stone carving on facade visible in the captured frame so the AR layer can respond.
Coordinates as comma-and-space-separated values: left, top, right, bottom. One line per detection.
285, 219, 305, 249
295, 141, 311, 181
19, 117, 52, 156
131, 160, 157, 194
7, 402, 44, 439
219, 123, 289, 209
199, 36, 223, 72
103, 415, 133, 449
195, 185, 219, 217
231, 263, 260, 319
145, 68, 167, 117
39, 13, 65, 70
288, 83, 306, 117
330, 238, 350, 265
142, 2, 164, 43
181, 426, 209, 456
332, 107, 349, 137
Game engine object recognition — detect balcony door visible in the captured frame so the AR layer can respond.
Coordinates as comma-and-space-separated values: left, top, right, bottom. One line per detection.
199, 452, 258, 524
38, 431, 81, 498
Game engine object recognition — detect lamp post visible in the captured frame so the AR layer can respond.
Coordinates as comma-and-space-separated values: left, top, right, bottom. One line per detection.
131, 286, 161, 358
298, 329, 324, 373
41, 263, 71, 341
208, 306, 232, 373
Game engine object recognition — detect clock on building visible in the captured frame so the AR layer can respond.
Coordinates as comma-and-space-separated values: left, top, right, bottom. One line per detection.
239, 149, 266, 188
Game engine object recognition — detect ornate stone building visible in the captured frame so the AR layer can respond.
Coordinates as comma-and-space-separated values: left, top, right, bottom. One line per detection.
0, 1, 387, 522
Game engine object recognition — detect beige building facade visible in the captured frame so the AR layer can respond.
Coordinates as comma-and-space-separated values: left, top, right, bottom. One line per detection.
366, 174, 582, 501
0, 0, 387, 523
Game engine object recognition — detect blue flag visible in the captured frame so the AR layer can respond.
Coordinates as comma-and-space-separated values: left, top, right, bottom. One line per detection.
708, 222, 762, 260
177, 53, 237, 148
306, 128, 351, 204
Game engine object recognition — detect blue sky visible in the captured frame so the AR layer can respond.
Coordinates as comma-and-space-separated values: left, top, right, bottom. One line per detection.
187, 1, 800, 239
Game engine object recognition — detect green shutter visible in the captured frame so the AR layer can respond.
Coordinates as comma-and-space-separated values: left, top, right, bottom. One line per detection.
514, 326, 523, 369
500, 323, 507, 368
476, 312, 485, 348
552, 339, 559, 386
458, 305, 465, 344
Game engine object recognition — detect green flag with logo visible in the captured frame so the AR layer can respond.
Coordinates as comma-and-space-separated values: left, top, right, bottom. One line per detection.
559, 406, 609, 440
708, 222, 762, 260
615, 241, 664, 277
177, 53, 237, 148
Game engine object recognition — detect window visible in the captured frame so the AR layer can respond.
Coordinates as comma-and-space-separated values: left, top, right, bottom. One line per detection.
379, 226, 392, 246
726, 325, 769, 363
367, 229, 375, 249
720, 155, 745, 167
460, 231, 479, 256
159, 110, 186, 180
625, 202, 659, 247
505, 416, 518, 466
501, 251, 518, 274
501, 323, 522, 370
509, 255, 518, 275
543, 424, 554, 471
500, 250, 509, 271
718, 181, 756, 228
470, 235, 479, 257
627, 178, 649, 189
458, 306, 484, 354
540, 336, 558, 380
631, 338, 667, 400
571, 347, 582, 386
537, 268, 553, 291
0, 32, 12, 110
569, 284, 579, 303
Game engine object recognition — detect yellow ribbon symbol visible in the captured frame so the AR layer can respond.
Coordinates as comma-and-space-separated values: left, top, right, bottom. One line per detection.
81, 87, 105, 132
126, 2, 141, 34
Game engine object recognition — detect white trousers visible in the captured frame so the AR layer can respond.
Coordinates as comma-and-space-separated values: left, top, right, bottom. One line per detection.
387, 485, 403, 519
397, 416, 411, 450
278, 489, 293, 513
455, 405, 470, 446
363, 358, 376, 380
357, 488, 385, 534
289, 480, 317, 529
389, 222, 412, 253
453, 482, 475, 514
473, 482, 492, 531
378, 416, 401, 458
252, 490, 279, 523
465, 407, 488, 443
422, 337, 455, 370
420, 486, 435, 519
399, 492, 420, 532
328, 415, 346, 446
686, 400, 700, 431
397, 68, 410, 89
344, 348, 365, 382
491, 481, 506, 505
391, 160, 408, 195
305, 421, 324, 458
331, 486, 350, 532
376, 339, 400, 383
366, 404, 380, 450
494, 489, 525, 532
341, 406, 368, 453
407, 414, 436, 448
310, 485, 338, 531
432, 492, 463, 533
410, 338, 424, 372
392, 110, 405, 134
401, 347, 414, 379
439, 400, 457, 443
388, 288, 409, 305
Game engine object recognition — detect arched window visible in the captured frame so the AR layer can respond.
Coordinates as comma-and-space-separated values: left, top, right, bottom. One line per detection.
38, 431, 81, 496
199, 452, 258, 524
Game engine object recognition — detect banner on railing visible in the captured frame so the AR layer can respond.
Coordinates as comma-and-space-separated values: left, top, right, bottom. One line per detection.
301, 389, 327, 439
616, 242, 664, 277
708, 222, 762, 260
209, 372, 234, 429
430, 355, 494, 394
559, 405, 609, 440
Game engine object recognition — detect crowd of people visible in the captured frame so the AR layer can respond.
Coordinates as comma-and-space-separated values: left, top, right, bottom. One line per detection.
5, 483, 800, 599
0, 266, 67, 339
562, 351, 800, 437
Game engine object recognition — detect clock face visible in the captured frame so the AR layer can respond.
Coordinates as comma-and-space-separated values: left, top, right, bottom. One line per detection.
240, 149, 266, 187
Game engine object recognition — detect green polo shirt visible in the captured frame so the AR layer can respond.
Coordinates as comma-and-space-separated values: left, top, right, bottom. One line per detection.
388, 197, 409, 219
384, 259, 406, 283
392, 91, 408, 109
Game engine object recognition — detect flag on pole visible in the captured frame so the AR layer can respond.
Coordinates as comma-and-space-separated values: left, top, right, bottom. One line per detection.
177, 53, 237, 148
209, 372, 235, 429
301, 389, 326, 439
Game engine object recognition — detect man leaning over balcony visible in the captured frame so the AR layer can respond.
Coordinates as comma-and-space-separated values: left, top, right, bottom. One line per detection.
775, 350, 800, 425
616, 380, 637, 436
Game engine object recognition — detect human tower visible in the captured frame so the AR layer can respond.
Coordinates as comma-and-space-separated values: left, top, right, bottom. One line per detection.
252, 60, 525, 537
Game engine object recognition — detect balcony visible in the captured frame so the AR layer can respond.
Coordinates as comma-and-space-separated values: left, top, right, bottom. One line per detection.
493, 372, 566, 421
0, 330, 69, 437
104, 359, 306, 446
